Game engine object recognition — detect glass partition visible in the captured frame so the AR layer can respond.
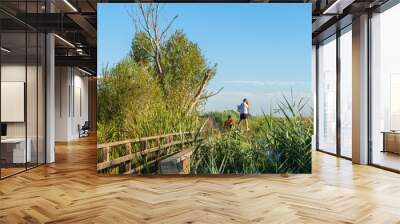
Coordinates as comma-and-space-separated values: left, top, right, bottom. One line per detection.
371, 3, 400, 171
1, 31, 28, 177
0, 2, 46, 179
27, 31, 38, 169
317, 35, 337, 154
339, 27, 352, 158
38, 32, 45, 165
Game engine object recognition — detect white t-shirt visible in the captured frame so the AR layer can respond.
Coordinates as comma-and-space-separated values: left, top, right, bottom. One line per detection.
240, 102, 249, 114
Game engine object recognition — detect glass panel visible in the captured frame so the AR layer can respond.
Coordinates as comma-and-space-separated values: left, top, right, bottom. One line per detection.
0, 10, 2, 178
317, 35, 337, 154
38, 32, 45, 165
25, 0, 39, 169
371, 4, 400, 171
312, 45, 317, 150
0, 1, 46, 178
1, 30, 27, 177
27, 31, 38, 169
340, 28, 352, 158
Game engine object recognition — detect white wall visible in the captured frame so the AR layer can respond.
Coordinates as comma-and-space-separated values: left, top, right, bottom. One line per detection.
55, 66, 70, 141
1, 65, 34, 137
71, 72, 89, 138
1, 63, 46, 164
55, 67, 89, 141
1, 65, 26, 146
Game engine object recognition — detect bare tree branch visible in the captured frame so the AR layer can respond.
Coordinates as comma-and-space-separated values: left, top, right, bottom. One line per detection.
186, 68, 216, 113
199, 87, 224, 100
131, 2, 180, 79
138, 3, 155, 46
137, 3, 164, 75
160, 15, 178, 41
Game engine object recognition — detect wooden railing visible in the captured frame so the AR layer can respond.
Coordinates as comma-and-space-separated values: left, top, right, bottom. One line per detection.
97, 131, 203, 174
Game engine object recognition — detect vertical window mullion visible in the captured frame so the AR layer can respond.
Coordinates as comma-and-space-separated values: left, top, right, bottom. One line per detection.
36, 0, 39, 167
44, 0, 47, 164
367, 11, 373, 165
316, 45, 320, 150
25, 0, 28, 171
0, 24, 2, 179
336, 29, 341, 157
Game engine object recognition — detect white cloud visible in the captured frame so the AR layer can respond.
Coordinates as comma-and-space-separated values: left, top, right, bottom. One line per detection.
223, 80, 307, 86
224, 80, 265, 85
204, 90, 312, 115
217, 91, 311, 98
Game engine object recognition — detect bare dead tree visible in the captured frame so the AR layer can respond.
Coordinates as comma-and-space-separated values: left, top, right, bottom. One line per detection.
130, 2, 178, 78
131, 2, 223, 114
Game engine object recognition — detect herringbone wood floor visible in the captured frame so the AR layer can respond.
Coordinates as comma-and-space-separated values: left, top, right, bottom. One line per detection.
1, 136, 400, 224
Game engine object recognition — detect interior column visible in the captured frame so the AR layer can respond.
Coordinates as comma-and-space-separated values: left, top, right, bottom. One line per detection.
45, 1, 55, 163
352, 14, 369, 164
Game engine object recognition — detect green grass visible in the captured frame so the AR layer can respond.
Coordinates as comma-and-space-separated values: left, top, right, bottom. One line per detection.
190, 94, 313, 174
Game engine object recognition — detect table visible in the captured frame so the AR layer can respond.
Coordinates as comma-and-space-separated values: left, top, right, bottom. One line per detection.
382, 131, 400, 154
1, 138, 31, 164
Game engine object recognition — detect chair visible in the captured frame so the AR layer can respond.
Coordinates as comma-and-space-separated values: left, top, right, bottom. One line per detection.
79, 121, 90, 138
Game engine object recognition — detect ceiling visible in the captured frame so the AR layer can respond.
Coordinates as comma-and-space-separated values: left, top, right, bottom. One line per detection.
311, 0, 391, 43
0, 0, 98, 74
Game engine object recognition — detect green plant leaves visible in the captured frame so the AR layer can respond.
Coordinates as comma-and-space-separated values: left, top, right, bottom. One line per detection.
190, 93, 312, 174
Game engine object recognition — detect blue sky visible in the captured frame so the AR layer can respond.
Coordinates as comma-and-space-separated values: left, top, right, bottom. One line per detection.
98, 3, 312, 115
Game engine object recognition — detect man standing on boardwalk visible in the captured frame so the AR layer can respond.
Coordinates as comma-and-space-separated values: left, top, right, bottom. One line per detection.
238, 98, 250, 131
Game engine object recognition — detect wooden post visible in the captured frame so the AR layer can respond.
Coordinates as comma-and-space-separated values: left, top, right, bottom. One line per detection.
126, 143, 132, 154
182, 158, 190, 174
125, 143, 132, 173
168, 135, 172, 154
106, 146, 110, 162
144, 140, 148, 162
181, 132, 185, 150
156, 137, 161, 170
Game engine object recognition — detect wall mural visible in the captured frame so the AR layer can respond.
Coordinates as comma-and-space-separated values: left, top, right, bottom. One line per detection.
97, 3, 313, 175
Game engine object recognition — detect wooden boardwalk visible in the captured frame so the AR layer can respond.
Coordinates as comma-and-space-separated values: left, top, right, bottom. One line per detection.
0, 135, 400, 223
97, 132, 202, 174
